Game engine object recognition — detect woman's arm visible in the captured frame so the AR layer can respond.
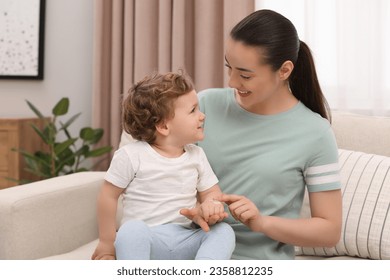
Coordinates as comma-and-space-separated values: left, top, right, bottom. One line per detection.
91, 180, 124, 260
222, 189, 342, 247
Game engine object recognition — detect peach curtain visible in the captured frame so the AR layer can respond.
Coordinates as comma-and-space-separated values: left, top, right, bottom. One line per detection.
92, 0, 254, 169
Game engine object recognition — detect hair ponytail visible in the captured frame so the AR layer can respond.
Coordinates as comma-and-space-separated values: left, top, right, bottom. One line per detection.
290, 41, 331, 122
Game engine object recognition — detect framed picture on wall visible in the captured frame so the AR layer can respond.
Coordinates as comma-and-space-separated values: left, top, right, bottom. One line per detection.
0, 0, 46, 80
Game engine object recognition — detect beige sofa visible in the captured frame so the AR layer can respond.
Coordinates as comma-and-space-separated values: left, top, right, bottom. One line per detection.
1, 111, 390, 260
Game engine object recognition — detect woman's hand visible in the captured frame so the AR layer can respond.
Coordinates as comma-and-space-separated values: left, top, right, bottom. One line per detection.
221, 194, 264, 232
91, 241, 116, 260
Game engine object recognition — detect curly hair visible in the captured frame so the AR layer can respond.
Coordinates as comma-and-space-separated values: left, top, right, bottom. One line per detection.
122, 71, 194, 144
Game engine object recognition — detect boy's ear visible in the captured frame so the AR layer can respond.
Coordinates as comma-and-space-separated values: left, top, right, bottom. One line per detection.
155, 122, 169, 136
279, 60, 294, 80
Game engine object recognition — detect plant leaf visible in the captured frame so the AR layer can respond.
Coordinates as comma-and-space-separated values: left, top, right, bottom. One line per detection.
60, 112, 81, 130
23, 154, 51, 178
75, 145, 89, 156
26, 100, 44, 119
80, 127, 95, 141
18, 149, 51, 168
75, 167, 89, 172
41, 122, 57, 145
54, 161, 67, 174
52, 97, 69, 116
24, 167, 50, 178
54, 139, 77, 155
90, 128, 104, 144
62, 127, 73, 140
56, 148, 76, 167
86, 146, 112, 157
5, 177, 31, 185
30, 123, 50, 144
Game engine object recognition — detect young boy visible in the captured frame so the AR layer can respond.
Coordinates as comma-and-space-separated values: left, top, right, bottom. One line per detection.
91, 71, 235, 260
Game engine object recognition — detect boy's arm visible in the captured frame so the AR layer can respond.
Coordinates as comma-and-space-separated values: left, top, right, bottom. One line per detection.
197, 184, 223, 202
91, 180, 124, 260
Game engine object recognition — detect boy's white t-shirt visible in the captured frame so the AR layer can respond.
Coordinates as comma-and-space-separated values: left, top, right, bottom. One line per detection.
104, 141, 218, 227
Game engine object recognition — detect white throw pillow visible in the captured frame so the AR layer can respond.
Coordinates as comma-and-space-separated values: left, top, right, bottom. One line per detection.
296, 149, 390, 259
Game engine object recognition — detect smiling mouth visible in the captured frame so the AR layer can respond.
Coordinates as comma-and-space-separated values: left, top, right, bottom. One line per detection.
237, 89, 252, 96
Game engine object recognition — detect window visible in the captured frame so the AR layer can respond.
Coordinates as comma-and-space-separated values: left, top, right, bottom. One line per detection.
256, 0, 390, 116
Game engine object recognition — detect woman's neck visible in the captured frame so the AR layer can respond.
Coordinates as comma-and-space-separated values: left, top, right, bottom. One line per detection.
237, 86, 298, 115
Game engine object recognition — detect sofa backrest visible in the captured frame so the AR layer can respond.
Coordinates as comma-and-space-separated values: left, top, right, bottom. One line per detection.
331, 111, 390, 157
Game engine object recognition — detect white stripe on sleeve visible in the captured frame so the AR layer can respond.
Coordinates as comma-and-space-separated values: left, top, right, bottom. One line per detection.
305, 163, 340, 176
305, 174, 341, 186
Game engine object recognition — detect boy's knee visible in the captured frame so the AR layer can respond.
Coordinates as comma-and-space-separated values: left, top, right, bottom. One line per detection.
214, 222, 234, 233
115, 220, 154, 259
116, 220, 151, 244
212, 222, 235, 241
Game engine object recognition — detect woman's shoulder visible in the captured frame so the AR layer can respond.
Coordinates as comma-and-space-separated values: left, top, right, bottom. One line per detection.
198, 88, 234, 110
198, 88, 233, 100
297, 103, 331, 130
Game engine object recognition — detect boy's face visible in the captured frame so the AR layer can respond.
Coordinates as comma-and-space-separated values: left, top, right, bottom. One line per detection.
166, 90, 205, 146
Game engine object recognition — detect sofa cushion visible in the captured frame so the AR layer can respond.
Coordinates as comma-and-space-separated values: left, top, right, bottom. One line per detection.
296, 149, 390, 259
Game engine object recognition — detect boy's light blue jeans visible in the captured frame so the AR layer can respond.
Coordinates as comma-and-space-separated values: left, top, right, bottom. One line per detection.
115, 220, 235, 260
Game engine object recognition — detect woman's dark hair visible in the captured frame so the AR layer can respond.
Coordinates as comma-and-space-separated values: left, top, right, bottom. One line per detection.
122, 71, 194, 143
230, 9, 331, 121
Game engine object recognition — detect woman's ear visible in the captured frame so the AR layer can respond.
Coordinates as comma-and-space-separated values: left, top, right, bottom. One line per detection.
279, 60, 294, 80
155, 122, 169, 136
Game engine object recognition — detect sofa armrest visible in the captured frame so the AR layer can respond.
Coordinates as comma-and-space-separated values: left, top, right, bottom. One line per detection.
0, 171, 105, 260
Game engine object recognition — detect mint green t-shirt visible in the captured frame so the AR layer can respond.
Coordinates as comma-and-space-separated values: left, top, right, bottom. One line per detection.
198, 88, 340, 260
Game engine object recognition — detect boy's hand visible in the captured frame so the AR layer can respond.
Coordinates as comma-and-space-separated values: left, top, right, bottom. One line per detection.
180, 207, 224, 232
180, 208, 210, 231
180, 201, 228, 232
199, 199, 228, 222
91, 241, 116, 260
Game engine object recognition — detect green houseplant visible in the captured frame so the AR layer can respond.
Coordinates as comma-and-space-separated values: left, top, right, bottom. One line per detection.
15, 97, 112, 182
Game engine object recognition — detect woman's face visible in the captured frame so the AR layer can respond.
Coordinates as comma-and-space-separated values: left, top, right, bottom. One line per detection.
225, 39, 291, 114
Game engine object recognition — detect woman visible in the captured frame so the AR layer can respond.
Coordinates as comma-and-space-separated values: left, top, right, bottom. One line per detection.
182, 9, 342, 260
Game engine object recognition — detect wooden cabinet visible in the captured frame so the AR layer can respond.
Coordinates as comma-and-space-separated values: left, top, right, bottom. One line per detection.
0, 118, 47, 189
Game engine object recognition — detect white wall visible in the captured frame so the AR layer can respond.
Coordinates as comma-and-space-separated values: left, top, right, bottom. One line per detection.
0, 0, 93, 136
